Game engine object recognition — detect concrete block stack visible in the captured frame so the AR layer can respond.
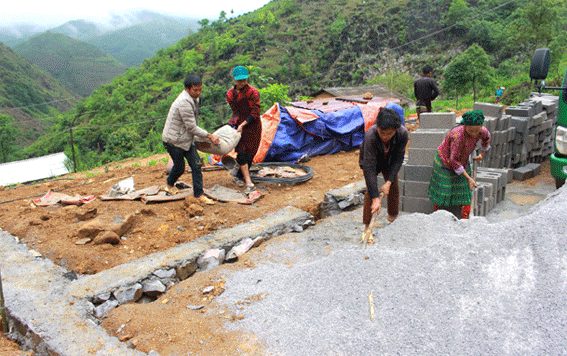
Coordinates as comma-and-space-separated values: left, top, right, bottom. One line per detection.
472, 102, 515, 169
401, 112, 455, 214
473, 167, 507, 215
504, 93, 559, 168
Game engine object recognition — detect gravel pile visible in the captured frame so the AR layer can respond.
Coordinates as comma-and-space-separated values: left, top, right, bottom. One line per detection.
218, 189, 567, 355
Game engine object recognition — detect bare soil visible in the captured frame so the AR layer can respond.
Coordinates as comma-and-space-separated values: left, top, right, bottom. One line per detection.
0, 149, 364, 275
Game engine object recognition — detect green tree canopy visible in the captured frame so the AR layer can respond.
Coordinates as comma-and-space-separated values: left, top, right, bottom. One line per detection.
443, 43, 495, 105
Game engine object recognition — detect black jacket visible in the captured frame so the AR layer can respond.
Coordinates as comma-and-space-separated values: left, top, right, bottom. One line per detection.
359, 125, 408, 199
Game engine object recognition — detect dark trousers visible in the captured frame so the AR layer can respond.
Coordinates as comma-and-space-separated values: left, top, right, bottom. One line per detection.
163, 142, 203, 197
416, 99, 432, 120
362, 173, 399, 225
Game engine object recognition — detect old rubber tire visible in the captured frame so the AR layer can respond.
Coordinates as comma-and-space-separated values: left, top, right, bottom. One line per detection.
250, 162, 315, 184
530, 48, 550, 80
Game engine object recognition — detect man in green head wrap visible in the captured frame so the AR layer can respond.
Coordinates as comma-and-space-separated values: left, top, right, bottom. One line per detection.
427, 110, 491, 219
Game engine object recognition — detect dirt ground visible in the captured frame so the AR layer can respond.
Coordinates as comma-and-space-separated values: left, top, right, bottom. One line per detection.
0, 149, 365, 275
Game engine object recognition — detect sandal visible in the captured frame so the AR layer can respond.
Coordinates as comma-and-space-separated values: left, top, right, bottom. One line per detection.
233, 177, 245, 187
367, 235, 374, 245
197, 195, 215, 205
163, 185, 179, 195
244, 185, 256, 194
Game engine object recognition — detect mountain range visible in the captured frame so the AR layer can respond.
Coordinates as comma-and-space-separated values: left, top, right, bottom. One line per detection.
0, 10, 201, 47
2, 11, 202, 97
0, 42, 79, 152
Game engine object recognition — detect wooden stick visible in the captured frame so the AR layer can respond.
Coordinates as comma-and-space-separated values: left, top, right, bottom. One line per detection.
361, 192, 385, 247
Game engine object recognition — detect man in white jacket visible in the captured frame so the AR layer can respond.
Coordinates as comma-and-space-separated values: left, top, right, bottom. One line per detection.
162, 74, 219, 204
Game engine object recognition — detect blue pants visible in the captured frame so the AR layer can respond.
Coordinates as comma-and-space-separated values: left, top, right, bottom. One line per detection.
163, 142, 203, 197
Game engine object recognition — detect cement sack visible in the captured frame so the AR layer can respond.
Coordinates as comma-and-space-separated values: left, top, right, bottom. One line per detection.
195, 124, 241, 155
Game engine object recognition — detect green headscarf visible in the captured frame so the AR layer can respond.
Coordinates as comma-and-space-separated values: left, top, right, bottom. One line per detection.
461, 110, 485, 126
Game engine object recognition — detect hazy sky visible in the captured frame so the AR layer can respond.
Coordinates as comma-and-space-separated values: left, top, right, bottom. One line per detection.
0, 0, 272, 27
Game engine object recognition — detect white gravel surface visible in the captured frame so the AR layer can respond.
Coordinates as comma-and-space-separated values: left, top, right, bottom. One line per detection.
218, 188, 567, 355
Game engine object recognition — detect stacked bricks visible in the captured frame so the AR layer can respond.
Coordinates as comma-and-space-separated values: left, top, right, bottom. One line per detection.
473, 167, 510, 215
504, 93, 559, 168
401, 112, 455, 214
472, 102, 515, 169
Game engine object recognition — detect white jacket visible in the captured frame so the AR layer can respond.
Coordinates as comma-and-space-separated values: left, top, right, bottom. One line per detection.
162, 90, 209, 151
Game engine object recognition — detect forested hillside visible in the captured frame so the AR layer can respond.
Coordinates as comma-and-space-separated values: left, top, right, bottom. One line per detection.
14, 33, 128, 97
13, 0, 567, 170
0, 42, 79, 163
86, 17, 197, 67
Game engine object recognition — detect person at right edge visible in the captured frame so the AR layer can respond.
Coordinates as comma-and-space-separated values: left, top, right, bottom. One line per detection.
226, 66, 263, 194
359, 107, 409, 244
414, 65, 440, 121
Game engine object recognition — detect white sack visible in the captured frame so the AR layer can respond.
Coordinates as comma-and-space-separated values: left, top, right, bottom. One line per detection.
195, 124, 241, 155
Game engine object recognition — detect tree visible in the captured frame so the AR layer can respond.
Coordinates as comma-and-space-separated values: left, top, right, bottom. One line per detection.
258, 84, 291, 114
443, 0, 470, 36
507, 0, 562, 50
0, 114, 22, 163
442, 44, 495, 105
442, 59, 470, 109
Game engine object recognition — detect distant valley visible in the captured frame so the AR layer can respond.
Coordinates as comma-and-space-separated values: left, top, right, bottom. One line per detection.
1, 10, 202, 96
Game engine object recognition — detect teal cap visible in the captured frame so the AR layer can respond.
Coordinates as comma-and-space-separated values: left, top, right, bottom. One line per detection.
233, 66, 249, 80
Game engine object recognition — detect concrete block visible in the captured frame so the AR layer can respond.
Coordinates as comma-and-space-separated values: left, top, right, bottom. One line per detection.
404, 164, 433, 182
493, 131, 503, 145
521, 99, 543, 113
525, 163, 541, 176
410, 129, 449, 149
541, 119, 553, 131
533, 111, 547, 126
514, 132, 525, 145
512, 143, 524, 156
419, 112, 456, 129
474, 183, 485, 203
505, 105, 536, 118
497, 187, 505, 203
398, 161, 406, 181
526, 134, 535, 144
402, 196, 435, 214
507, 127, 516, 142
510, 117, 530, 133
484, 117, 497, 133
478, 167, 513, 184
476, 171, 502, 198
473, 102, 503, 119
408, 148, 438, 166
512, 166, 534, 181
505, 153, 512, 168
404, 180, 430, 198
496, 143, 504, 157
500, 115, 512, 130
